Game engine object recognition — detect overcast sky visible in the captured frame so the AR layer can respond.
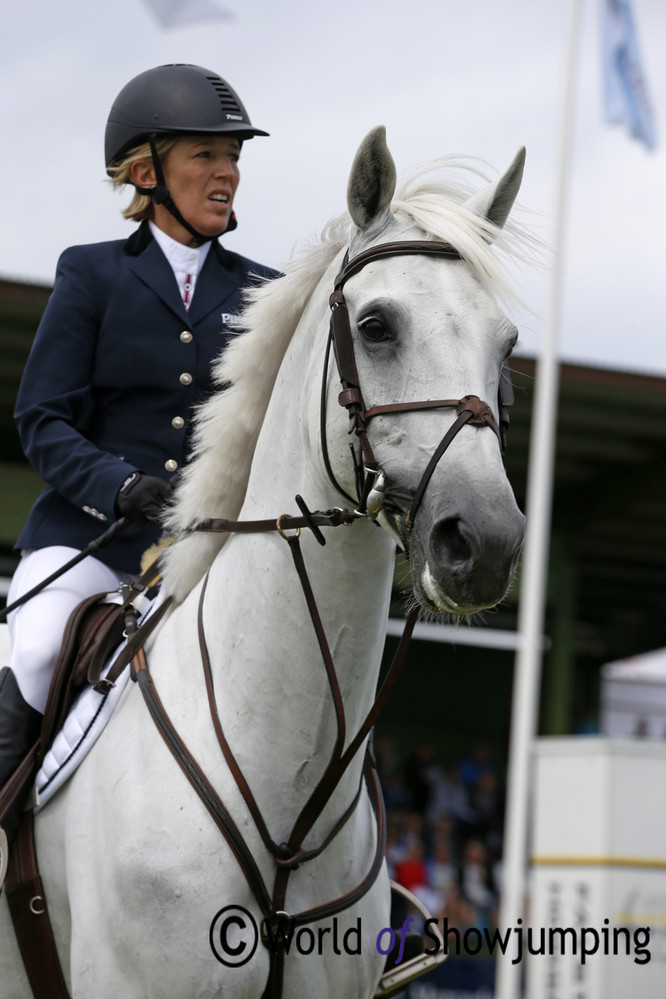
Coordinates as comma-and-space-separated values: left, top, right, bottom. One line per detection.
1, 0, 664, 376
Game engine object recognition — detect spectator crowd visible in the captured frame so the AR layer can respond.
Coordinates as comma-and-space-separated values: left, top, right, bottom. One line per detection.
376, 737, 506, 933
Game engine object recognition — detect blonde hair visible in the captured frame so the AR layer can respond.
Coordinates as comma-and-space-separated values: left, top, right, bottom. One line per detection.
107, 136, 178, 222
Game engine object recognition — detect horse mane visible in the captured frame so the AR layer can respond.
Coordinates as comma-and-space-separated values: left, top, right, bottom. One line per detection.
161, 156, 536, 602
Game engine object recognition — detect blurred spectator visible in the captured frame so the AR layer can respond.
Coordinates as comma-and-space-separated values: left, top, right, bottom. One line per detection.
427, 836, 458, 907
438, 880, 477, 931
430, 814, 455, 850
401, 811, 426, 853
385, 818, 406, 881
382, 772, 412, 812
468, 769, 503, 848
379, 735, 509, 938
394, 837, 428, 894
404, 742, 435, 816
375, 735, 400, 784
459, 743, 493, 793
426, 764, 476, 831
460, 839, 496, 928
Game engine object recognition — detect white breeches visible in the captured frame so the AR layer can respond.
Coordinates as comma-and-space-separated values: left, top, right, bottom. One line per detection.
7, 547, 136, 713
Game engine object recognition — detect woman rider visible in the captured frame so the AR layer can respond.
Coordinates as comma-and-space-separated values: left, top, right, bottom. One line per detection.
0, 64, 279, 850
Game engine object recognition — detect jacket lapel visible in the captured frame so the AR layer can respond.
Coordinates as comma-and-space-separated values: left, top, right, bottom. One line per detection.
125, 226, 191, 324
187, 242, 241, 326
123, 224, 241, 327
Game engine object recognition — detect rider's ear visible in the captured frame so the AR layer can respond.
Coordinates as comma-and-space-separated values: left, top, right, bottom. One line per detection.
464, 146, 525, 236
347, 126, 397, 232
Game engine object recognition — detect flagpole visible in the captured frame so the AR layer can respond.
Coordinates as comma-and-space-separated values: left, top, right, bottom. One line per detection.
494, 1, 583, 997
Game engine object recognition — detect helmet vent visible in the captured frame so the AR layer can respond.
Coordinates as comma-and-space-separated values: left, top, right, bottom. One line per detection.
206, 76, 244, 119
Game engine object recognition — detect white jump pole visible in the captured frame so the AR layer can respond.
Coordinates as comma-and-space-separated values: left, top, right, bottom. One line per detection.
494, 1, 583, 997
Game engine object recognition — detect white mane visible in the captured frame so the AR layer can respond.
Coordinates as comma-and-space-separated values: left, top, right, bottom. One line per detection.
161, 157, 535, 602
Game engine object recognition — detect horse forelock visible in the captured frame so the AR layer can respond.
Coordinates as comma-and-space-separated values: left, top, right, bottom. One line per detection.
390, 155, 538, 306
161, 156, 536, 602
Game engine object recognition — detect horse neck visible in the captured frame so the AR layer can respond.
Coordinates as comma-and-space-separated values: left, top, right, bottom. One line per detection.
200, 300, 395, 833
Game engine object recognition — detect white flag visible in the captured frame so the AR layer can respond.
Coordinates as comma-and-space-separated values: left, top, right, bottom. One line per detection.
600, 0, 656, 150
141, 0, 234, 29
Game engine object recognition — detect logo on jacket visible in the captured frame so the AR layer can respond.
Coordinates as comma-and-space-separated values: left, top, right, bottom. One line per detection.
221, 313, 241, 331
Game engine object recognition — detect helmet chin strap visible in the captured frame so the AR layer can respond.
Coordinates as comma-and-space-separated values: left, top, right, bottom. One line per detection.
136, 136, 235, 244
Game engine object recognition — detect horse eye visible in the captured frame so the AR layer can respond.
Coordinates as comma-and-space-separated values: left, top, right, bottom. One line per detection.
358, 317, 390, 343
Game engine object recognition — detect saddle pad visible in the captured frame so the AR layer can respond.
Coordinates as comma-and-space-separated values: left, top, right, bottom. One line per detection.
33, 594, 161, 811
33, 663, 131, 810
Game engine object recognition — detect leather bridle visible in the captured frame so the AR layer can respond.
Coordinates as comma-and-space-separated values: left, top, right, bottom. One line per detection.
321, 239, 513, 532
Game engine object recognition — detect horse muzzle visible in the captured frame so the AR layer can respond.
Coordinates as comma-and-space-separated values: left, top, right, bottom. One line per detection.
408, 498, 525, 615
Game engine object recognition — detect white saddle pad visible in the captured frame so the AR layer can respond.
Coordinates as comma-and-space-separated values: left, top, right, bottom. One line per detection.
33, 593, 162, 811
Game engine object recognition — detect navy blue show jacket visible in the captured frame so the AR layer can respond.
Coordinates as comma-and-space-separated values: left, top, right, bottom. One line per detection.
14, 221, 279, 573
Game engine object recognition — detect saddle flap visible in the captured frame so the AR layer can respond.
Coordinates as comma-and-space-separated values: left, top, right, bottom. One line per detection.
39, 595, 126, 760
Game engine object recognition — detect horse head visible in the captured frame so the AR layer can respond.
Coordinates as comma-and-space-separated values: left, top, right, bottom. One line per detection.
323, 126, 526, 615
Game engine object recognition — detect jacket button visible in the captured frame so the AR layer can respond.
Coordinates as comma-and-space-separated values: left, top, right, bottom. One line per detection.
165, 459, 178, 472
180, 331, 193, 343
172, 416, 185, 429
179, 372, 192, 385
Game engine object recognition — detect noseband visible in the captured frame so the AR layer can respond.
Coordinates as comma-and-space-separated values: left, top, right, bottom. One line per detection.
321, 239, 513, 530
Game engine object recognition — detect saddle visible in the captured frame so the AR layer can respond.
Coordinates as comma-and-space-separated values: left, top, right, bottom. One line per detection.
0, 591, 127, 842
0, 558, 171, 825
41, 592, 130, 756
0, 569, 170, 999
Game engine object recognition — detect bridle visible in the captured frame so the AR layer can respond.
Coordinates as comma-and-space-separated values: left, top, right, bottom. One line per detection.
321, 239, 513, 533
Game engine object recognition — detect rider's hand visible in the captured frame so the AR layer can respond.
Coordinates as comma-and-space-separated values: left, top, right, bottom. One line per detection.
115, 472, 173, 526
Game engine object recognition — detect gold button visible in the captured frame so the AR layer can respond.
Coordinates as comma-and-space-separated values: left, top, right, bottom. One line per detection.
172, 416, 185, 429
165, 459, 178, 472
180, 331, 193, 343
179, 372, 192, 386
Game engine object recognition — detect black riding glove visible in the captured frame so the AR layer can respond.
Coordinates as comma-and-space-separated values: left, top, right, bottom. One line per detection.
115, 472, 174, 526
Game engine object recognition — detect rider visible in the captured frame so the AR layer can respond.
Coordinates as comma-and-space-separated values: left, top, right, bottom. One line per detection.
0, 64, 278, 847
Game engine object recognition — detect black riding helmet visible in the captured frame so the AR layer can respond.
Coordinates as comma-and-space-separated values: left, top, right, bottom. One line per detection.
105, 64, 269, 242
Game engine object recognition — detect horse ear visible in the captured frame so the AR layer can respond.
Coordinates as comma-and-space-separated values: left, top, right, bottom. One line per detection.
347, 126, 397, 231
464, 146, 526, 234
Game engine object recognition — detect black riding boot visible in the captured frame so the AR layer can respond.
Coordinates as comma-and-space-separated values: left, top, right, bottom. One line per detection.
0, 666, 42, 846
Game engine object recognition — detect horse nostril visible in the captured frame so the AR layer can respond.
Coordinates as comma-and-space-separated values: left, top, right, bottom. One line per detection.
431, 517, 474, 566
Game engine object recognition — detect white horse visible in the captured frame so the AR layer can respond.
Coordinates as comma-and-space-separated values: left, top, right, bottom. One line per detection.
0, 127, 529, 998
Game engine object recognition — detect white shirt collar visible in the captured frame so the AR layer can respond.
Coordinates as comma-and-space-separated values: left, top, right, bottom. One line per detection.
149, 221, 212, 310
149, 221, 211, 274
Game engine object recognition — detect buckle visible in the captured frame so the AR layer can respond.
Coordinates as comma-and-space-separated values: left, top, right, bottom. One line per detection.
276, 515, 301, 541
93, 677, 115, 694
261, 910, 293, 951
